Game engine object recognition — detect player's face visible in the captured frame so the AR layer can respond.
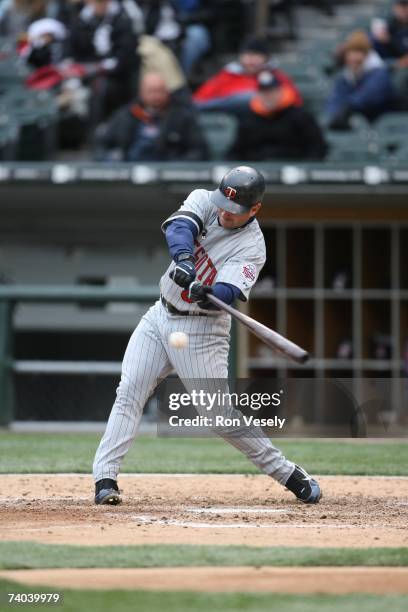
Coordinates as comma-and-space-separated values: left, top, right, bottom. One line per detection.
218, 203, 261, 229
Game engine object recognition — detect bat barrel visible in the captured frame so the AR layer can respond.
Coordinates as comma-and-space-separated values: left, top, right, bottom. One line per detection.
208, 294, 309, 365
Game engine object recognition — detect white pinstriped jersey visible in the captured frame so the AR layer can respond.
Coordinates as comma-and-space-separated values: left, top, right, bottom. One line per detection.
159, 189, 266, 313
93, 188, 296, 487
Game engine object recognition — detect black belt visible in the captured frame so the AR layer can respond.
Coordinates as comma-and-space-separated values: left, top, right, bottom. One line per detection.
161, 295, 208, 316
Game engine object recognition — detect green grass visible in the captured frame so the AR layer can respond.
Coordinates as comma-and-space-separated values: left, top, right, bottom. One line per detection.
0, 433, 407, 475
0, 580, 408, 612
0, 543, 408, 570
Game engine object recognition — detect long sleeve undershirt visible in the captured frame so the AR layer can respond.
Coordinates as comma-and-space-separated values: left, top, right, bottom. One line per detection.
165, 218, 241, 305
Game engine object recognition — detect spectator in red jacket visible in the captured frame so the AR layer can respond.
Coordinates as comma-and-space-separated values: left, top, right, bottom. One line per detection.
193, 38, 302, 115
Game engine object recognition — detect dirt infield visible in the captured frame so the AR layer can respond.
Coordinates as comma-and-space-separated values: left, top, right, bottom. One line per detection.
1, 474, 407, 549
2, 567, 408, 594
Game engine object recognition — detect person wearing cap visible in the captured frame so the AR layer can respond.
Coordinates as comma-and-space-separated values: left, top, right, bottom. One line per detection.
228, 70, 327, 161
193, 37, 302, 114
24, 17, 67, 68
326, 30, 396, 128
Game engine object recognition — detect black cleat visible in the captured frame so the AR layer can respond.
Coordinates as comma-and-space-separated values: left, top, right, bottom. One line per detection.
285, 465, 322, 504
95, 478, 121, 505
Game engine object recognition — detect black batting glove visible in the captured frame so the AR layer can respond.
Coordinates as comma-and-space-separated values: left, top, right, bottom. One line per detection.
188, 282, 219, 310
169, 255, 196, 288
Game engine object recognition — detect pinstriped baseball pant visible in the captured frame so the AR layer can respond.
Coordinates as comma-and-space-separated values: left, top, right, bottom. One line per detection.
93, 300, 295, 484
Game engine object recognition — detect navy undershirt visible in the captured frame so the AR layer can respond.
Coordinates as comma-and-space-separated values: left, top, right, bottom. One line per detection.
165, 218, 241, 305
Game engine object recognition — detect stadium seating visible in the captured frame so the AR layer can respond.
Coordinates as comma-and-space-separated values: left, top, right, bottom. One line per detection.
0, 1, 406, 164
0, 115, 18, 160
2, 87, 58, 160
326, 130, 380, 163
197, 112, 238, 160
372, 113, 408, 162
299, 79, 331, 115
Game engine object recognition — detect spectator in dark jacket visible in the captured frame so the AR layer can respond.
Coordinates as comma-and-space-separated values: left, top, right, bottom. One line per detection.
228, 71, 327, 161
326, 30, 396, 128
193, 38, 302, 115
371, 0, 408, 106
174, 0, 213, 76
371, 0, 408, 63
96, 71, 208, 161
69, 0, 139, 119
139, 0, 182, 52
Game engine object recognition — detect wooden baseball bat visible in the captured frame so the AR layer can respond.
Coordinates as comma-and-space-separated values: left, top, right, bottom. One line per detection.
207, 294, 309, 364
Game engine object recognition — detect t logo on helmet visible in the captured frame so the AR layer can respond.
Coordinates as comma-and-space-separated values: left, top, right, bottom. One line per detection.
224, 186, 237, 200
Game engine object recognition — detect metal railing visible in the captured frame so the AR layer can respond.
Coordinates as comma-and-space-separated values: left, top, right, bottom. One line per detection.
0, 285, 159, 426
0, 285, 238, 426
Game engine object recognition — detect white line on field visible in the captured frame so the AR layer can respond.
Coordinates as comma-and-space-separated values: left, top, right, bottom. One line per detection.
184, 507, 291, 514
133, 515, 271, 529
131, 515, 362, 529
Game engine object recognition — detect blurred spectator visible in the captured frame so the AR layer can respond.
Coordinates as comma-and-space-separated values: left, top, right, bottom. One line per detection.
174, 0, 213, 76
326, 31, 396, 129
193, 38, 302, 114
95, 72, 208, 160
24, 17, 67, 68
228, 71, 327, 161
371, 0, 408, 62
371, 0, 408, 105
138, 34, 187, 98
0, 0, 47, 39
48, 0, 84, 28
69, 0, 140, 119
139, 0, 182, 53
138, 0, 212, 77
120, 0, 144, 35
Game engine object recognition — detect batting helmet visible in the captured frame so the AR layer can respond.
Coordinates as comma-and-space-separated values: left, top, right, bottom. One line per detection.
210, 166, 266, 214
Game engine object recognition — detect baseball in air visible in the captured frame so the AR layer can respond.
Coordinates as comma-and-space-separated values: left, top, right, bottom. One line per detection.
169, 331, 189, 349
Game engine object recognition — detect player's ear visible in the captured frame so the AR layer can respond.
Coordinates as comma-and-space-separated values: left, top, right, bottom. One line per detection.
250, 202, 262, 216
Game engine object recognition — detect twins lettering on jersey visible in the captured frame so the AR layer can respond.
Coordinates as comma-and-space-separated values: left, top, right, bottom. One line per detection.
181, 239, 217, 302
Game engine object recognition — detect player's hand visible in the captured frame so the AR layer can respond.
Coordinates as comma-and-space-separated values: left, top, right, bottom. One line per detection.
169, 258, 196, 288
188, 282, 219, 310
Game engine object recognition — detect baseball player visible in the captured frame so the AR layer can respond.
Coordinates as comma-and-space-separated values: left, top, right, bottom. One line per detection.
93, 166, 321, 505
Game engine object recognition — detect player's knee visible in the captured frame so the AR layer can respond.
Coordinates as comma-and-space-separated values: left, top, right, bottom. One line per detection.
114, 374, 148, 409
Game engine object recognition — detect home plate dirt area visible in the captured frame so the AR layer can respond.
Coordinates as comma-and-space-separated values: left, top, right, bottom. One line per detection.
1, 474, 408, 594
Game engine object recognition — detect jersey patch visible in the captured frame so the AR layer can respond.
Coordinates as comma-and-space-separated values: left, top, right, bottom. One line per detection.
241, 263, 257, 285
